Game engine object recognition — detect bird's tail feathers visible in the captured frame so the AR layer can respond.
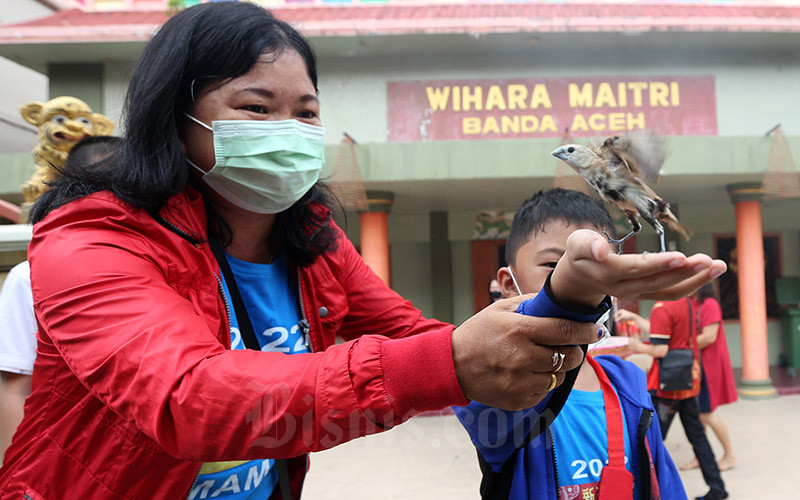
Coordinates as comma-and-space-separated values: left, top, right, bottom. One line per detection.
655, 199, 694, 241
659, 206, 693, 241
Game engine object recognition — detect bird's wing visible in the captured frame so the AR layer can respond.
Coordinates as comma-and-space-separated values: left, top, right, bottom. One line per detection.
604, 131, 665, 183
598, 139, 633, 177
587, 140, 629, 174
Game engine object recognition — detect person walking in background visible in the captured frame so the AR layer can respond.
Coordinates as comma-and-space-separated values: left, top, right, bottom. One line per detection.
488, 278, 503, 304
617, 283, 738, 473
680, 283, 738, 472
629, 298, 728, 500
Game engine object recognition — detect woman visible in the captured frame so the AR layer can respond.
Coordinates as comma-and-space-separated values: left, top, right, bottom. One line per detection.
681, 283, 738, 472
0, 3, 723, 499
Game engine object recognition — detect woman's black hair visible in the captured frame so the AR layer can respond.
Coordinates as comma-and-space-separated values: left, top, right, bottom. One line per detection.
696, 282, 719, 303
31, 1, 336, 266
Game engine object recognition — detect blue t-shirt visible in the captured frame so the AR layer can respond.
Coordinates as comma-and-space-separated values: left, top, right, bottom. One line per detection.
550, 388, 639, 500
188, 252, 307, 500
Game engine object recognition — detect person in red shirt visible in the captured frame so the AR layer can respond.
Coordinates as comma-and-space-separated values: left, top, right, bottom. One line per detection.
680, 283, 738, 472
630, 298, 728, 500
618, 284, 739, 474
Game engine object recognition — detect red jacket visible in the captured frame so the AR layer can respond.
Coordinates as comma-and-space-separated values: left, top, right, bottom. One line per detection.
0, 188, 466, 499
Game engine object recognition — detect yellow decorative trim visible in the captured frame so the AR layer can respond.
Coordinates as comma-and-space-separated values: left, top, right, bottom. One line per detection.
739, 387, 777, 397
729, 188, 765, 196
366, 198, 394, 205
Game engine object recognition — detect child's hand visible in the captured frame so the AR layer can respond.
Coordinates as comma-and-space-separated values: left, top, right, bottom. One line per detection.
627, 334, 644, 354
550, 229, 726, 308
614, 308, 638, 323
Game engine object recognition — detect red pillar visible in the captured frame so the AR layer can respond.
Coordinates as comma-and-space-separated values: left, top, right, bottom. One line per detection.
360, 191, 393, 286
727, 183, 777, 399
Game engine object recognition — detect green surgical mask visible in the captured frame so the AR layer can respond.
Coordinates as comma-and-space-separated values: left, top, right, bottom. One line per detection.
185, 114, 325, 214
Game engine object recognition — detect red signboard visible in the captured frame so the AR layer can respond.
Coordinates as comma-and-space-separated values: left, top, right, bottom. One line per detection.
387, 76, 717, 142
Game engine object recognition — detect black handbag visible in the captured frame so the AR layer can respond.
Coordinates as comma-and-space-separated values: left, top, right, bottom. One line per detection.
657, 299, 697, 392
658, 349, 694, 391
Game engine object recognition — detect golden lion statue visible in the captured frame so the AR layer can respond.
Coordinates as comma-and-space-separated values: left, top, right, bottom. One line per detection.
20, 96, 115, 203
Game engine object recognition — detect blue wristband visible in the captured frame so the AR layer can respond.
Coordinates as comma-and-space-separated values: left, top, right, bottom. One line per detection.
516, 272, 612, 323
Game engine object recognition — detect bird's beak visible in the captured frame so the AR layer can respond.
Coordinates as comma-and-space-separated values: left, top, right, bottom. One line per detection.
551, 147, 567, 161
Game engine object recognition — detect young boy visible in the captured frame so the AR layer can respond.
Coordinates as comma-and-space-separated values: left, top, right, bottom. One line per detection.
454, 189, 685, 500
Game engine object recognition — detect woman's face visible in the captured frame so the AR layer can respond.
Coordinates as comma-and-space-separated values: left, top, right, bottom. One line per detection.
181, 48, 320, 173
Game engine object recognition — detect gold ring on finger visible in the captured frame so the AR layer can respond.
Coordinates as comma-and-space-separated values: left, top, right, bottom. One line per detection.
551, 350, 566, 372
546, 372, 558, 392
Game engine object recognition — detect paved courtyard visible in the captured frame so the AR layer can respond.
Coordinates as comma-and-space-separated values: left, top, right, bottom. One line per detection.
303, 394, 800, 499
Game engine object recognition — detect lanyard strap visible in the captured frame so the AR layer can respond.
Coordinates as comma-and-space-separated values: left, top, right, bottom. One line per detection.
586, 356, 626, 469
687, 298, 694, 349
210, 242, 294, 500
211, 243, 262, 352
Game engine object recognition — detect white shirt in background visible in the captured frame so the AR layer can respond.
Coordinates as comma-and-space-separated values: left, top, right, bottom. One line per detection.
0, 261, 36, 375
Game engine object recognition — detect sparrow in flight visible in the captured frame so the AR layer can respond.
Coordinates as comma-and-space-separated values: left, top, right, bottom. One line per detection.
551, 132, 692, 252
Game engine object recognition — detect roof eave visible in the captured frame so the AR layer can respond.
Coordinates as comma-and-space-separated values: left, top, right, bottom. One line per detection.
3, 17, 800, 45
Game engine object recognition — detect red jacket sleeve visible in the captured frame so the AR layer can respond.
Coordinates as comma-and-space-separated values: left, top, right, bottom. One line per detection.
29, 195, 465, 463
317, 225, 466, 419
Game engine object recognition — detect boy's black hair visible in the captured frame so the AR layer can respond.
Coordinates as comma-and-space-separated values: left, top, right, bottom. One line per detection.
504, 188, 617, 266
30, 2, 336, 267
63, 136, 123, 170
26, 136, 122, 216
